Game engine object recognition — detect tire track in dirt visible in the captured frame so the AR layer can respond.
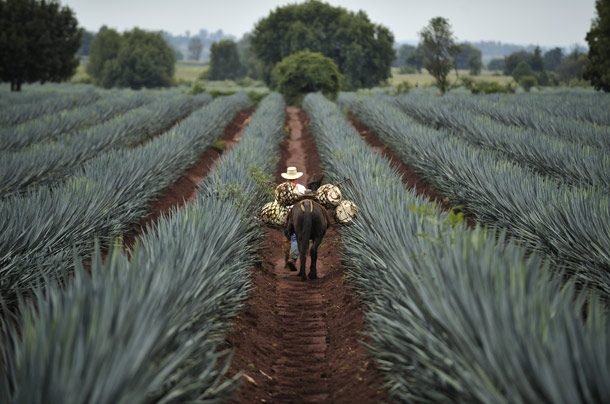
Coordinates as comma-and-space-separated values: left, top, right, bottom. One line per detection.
225, 107, 386, 403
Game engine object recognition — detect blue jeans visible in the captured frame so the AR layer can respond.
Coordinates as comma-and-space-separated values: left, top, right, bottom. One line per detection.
290, 233, 298, 260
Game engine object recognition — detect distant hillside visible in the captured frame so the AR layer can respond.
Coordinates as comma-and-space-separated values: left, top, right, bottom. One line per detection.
396, 39, 587, 65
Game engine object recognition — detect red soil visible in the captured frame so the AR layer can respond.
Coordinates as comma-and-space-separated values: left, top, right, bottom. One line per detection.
225, 107, 387, 403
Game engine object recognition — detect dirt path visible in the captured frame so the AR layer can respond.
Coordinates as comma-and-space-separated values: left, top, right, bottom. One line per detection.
225, 107, 386, 403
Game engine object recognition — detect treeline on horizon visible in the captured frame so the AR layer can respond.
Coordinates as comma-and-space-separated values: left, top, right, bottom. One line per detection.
2, 0, 608, 94
79, 28, 587, 65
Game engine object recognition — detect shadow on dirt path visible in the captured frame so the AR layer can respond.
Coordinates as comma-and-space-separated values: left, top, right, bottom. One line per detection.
225, 107, 387, 403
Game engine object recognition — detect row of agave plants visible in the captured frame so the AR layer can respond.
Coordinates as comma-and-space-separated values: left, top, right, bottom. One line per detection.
0, 93, 286, 402
462, 90, 610, 128
0, 90, 154, 151
1, 92, 212, 197
440, 92, 610, 149
303, 92, 610, 403
0, 86, 101, 127
391, 94, 610, 190
341, 94, 610, 297
0, 93, 251, 306
426, 91, 610, 144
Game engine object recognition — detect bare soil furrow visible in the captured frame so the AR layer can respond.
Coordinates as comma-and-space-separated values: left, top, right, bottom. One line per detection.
225, 107, 387, 403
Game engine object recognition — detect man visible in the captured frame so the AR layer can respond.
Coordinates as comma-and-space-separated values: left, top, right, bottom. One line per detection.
281, 166, 306, 269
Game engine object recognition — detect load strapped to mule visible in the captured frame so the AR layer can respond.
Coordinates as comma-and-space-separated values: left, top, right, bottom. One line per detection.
259, 179, 358, 227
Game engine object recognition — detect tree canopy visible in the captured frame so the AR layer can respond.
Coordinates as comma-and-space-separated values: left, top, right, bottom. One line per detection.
487, 58, 505, 72
0, 0, 82, 91
188, 37, 203, 61
420, 17, 456, 94
208, 40, 245, 80
237, 34, 264, 80
584, 0, 610, 92
503, 51, 531, 76
271, 50, 342, 105
559, 50, 588, 83
543, 47, 564, 72
453, 43, 482, 75
87, 27, 175, 89
250, 0, 394, 90
394, 44, 425, 73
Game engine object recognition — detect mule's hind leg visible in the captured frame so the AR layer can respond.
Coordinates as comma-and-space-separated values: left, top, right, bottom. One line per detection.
308, 238, 323, 279
298, 237, 308, 281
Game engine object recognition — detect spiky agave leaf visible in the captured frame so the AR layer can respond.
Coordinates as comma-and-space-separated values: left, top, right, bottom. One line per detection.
304, 93, 610, 403
0, 93, 251, 306
0, 92, 286, 403
342, 93, 610, 296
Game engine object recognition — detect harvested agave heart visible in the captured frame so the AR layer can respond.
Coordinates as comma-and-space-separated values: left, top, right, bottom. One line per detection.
260, 200, 289, 226
316, 184, 342, 208
335, 199, 358, 224
275, 182, 301, 207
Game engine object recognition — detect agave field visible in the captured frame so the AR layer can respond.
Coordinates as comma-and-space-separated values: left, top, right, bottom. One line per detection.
306, 91, 610, 403
1, 84, 609, 403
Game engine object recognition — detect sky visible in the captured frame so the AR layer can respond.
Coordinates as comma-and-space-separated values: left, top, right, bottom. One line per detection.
61, 0, 596, 48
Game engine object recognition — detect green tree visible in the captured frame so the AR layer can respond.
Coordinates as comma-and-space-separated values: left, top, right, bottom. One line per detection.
87, 28, 175, 89
487, 58, 505, 72
453, 43, 482, 75
394, 44, 416, 67
519, 75, 538, 92
405, 45, 425, 72
86, 26, 121, 82
188, 37, 203, 61
530, 46, 544, 72
0, 0, 82, 91
543, 47, 564, 71
271, 50, 342, 105
504, 51, 531, 75
208, 40, 245, 80
237, 33, 264, 80
420, 17, 456, 94
116, 28, 175, 88
584, 0, 610, 91
512, 60, 534, 82
559, 49, 588, 82
251, 0, 394, 90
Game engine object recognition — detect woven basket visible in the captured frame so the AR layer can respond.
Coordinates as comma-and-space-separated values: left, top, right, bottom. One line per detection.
316, 184, 342, 208
335, 200, 358, 224
260, 200, 289, 226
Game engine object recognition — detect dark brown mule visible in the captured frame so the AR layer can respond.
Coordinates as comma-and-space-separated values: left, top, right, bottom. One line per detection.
286, 198, 331, 281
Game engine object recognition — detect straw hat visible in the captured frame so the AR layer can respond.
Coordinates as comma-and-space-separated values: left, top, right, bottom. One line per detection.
281, 166, 303, 180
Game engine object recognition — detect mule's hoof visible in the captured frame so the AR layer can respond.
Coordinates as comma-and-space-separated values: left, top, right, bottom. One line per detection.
300, 276, 307, 282
286, 261, 297, 271
308, 272, 318, 280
